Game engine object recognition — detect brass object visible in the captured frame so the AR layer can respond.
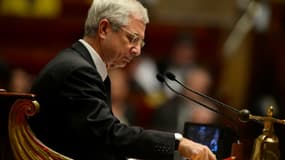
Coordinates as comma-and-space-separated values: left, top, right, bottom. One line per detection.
250, 106, 285, 160
8, 97, 73, 160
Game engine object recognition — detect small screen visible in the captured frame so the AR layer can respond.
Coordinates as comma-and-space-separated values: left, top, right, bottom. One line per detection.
184, 124, 220, 153
184, 122, 237, 159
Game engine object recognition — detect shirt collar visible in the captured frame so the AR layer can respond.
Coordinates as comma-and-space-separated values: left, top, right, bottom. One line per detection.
79, 39, 108, 81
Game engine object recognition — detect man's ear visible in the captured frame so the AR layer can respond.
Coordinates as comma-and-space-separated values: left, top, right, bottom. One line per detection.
98, 19, 110, 39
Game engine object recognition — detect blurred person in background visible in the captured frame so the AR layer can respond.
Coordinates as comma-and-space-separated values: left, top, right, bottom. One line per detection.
125, 55, 164, 127
160, 34, 198, 99
109, 69, 136, 125
9, 68, 33, 92
0, 58, 33, 92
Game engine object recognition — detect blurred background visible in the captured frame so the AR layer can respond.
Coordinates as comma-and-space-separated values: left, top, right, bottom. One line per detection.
0, 0, 285, 159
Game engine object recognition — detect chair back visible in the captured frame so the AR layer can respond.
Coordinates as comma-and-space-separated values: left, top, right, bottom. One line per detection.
0, 91, 73, 160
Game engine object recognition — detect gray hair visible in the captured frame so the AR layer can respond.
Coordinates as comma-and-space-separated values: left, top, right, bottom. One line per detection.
84, 0, 149, 36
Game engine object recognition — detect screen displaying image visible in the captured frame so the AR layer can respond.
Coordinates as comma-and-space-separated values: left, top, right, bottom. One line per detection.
184, 124, 220, 153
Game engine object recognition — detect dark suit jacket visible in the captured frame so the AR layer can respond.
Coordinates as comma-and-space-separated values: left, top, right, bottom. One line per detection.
30, 41, 175, 160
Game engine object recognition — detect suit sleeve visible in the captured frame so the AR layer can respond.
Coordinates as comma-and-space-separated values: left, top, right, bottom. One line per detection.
61, 66, 176, 160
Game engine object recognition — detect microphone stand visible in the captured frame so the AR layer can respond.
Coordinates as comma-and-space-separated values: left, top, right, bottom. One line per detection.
157, 72, 285, 160
249, 106, 285, 160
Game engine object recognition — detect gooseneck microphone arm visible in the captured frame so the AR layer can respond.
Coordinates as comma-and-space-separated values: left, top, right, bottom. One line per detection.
157, 72, 251, 122
156, 74, 237, 123
165, 72, 240, 114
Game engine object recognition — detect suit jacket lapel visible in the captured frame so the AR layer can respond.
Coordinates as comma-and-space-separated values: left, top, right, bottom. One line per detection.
72, 41, 112, 105
71, 41, 96, 68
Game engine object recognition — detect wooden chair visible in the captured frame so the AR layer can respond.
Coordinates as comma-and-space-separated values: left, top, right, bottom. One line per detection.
0, 90, 73, 160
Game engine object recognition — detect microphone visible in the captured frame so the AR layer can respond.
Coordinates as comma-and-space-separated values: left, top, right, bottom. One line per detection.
157, 72, 250, 122
156, 73, 238, 123
165, 72, 237, 113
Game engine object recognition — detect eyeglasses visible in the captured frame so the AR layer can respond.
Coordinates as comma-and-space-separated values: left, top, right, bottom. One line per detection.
120, 27, 145, 48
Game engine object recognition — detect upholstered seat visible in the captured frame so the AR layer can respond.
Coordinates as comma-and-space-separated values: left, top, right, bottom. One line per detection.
0, 90, 73, 160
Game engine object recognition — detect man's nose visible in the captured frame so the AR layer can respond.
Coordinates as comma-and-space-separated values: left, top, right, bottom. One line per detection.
131, 46, 141, 57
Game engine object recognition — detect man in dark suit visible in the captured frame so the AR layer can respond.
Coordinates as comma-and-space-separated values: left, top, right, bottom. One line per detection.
29, 0, 216, 160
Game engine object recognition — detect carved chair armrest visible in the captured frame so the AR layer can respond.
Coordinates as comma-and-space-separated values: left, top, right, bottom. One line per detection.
8, 93, 73, 160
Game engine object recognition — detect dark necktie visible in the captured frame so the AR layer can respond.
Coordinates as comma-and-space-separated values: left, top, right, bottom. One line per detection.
104, 76, 111, 105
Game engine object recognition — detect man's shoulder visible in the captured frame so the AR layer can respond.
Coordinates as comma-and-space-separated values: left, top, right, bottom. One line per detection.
35, 44, 96, 82
50, 45, 92, 69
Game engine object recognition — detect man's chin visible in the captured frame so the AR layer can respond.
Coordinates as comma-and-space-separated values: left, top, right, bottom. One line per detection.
109, 63, 128, 70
